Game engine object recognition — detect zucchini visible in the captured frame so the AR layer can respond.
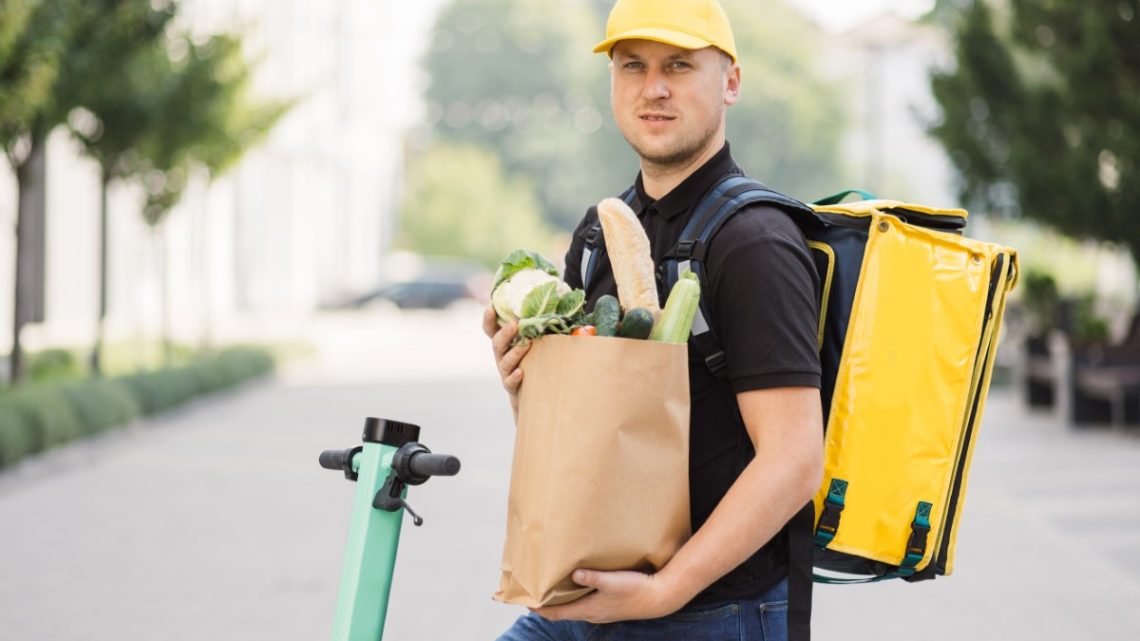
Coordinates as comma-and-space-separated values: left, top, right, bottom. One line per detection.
650, 270, 701, 343
593, 295, 621, 337
618, 308, 654, 339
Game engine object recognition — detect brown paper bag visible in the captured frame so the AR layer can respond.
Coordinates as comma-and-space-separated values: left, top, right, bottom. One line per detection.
493, 334, 691, 608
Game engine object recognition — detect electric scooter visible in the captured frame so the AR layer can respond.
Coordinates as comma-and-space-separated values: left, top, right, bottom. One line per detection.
319, 417, 461, 641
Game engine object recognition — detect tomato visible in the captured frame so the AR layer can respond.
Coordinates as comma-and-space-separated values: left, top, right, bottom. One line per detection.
570, 325, 597, 336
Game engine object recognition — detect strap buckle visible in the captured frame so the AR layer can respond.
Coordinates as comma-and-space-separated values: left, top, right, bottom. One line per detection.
704, 350, 728, 378
585, 223, 601, 246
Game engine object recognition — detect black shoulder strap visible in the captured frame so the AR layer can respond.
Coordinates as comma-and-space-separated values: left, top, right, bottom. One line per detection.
666, 176, 818, 641
662, 175, 816, 379
581, 187, 637, 292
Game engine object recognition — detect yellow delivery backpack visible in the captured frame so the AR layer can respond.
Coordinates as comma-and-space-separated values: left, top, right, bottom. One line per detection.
804, 191, 1018, 584
580, 177, 1018, 586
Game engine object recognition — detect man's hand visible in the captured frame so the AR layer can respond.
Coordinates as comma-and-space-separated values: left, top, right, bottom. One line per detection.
483, 306, 530, 420
529, 569, 681, 624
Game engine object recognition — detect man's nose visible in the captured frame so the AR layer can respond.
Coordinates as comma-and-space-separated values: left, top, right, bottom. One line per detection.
640, 68, 670, 101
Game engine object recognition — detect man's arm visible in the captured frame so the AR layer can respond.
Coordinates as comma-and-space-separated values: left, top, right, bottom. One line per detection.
653, 386, 823, 605
532, 385, 823, 623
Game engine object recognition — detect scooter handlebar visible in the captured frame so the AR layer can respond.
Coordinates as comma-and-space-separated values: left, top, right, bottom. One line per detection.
409, 452, 461, 478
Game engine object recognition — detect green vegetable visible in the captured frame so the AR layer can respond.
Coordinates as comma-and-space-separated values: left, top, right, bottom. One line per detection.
618, 308, 655, 339
490, 249, 590, 344
594, 295, 621, 337
650, 270, 701, 343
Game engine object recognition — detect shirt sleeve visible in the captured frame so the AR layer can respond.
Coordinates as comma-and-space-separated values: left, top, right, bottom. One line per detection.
705, 205, 822, 393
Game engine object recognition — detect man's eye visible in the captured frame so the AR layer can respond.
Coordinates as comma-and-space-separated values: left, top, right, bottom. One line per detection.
624, 62, 644, 70
671, 61, 691, 69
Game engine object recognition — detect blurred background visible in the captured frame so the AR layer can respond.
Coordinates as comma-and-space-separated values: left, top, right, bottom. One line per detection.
1, 0, 1138, 640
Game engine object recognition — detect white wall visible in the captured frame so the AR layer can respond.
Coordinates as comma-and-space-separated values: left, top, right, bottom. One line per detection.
0, 0, 438, 357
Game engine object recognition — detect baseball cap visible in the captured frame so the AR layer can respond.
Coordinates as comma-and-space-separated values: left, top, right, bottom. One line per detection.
592, 0, 738, 64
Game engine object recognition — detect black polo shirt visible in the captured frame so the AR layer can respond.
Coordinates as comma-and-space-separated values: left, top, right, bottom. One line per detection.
562, 142, 822, 608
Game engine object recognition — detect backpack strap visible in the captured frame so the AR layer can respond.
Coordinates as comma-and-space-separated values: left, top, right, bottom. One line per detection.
581, 187, 637, 292
661, 175, 817, 378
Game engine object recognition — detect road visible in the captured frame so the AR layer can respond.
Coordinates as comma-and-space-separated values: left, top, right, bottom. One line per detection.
1, 306, 1138, 640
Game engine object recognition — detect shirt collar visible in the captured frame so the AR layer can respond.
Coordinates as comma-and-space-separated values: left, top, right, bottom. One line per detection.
632, 142, 739, 221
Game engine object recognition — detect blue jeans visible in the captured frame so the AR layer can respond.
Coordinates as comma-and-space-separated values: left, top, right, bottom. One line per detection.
495, 578, 788, 641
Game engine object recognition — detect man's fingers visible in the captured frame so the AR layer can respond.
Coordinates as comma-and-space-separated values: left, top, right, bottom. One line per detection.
504, 367, 523, 394
499, 343, 530, 377
482, 306, 499, 338
492, 321, 519, 358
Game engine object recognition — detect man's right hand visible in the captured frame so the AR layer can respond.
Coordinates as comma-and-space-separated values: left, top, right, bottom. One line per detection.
483, 306, 530, 420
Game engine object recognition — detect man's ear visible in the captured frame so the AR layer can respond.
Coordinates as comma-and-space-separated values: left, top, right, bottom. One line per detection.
724, 62, 742, 106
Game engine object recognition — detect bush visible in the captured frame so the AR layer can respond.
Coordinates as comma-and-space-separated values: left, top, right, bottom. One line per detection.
0, 402, 36, 468
58, 379, 140, 434
0, 346, 275, 469
3, 387, 84, 452
26, 348, 83, 383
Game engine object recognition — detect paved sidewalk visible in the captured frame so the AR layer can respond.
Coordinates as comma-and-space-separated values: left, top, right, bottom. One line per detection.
1, 308, 1138, 640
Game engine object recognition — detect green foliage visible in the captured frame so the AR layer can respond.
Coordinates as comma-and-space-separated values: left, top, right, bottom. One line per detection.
57, 379, 140, 434
1069, 292, 1110, 345
721, 0, 846, 199
1020, 268, 1059, 334
0, 346, 275, 468
26, 348, 81, 383
0, 0, 80, 163
421, 0, 844, 230
398, 143, 555, 266
422, 0, 615, 229
931, 0, 1140, 265
135, 34, 292, 226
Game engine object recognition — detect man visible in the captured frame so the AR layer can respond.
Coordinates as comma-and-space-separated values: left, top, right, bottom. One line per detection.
482, 0, 824, 638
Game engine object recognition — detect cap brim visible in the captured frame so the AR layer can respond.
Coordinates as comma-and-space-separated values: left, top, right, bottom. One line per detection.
592, 27, 721, 58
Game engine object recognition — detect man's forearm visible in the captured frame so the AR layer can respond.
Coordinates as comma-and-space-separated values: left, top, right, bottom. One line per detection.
655, 448, 818, 608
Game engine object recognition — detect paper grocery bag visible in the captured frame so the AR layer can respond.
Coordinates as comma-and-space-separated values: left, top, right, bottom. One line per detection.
493, 334, 691, 608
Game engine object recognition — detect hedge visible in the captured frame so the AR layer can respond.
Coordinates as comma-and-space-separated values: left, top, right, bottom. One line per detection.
0, 346, 275, 469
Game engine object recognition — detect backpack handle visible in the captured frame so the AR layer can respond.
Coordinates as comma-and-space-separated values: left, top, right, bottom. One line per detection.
813, 189, 878, 206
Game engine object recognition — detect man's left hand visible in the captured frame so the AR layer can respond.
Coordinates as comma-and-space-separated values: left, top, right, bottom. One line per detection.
529, 569, 681, 624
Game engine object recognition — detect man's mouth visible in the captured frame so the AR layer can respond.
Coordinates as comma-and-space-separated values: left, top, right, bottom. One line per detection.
640, 113, 676, 122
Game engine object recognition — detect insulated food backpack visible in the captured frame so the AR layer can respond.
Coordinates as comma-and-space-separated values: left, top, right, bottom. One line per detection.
581, 177, 1019, 585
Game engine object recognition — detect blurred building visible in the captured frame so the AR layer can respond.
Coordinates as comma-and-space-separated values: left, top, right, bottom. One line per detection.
0, 1, 442, 359
820, 11, 958, 207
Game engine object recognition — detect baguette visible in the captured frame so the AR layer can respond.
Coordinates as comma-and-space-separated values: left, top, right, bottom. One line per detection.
596, 197, 661, 317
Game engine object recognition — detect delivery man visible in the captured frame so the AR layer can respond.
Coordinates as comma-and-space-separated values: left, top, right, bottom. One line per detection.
482, 1, 824, 638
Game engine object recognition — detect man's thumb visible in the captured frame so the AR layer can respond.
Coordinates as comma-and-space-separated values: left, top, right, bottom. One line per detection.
572, 569, 597, 586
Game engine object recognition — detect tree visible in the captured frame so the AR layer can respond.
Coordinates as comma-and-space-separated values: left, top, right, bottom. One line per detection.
721, 0, 846, 199
930, 0, 1140, 266
0, 0, 82, 385
422, 0, 622, 230
126, 35, 290, 364
420, 0, 845, 231
58, 1, 178, 375
398, 143, 556, 267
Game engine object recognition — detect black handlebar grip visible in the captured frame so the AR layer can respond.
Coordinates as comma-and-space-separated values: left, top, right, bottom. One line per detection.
409, 452, 461, 478
319, 449, 351, 471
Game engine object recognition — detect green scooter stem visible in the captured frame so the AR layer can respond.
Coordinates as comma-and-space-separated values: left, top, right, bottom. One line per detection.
322, 417, 460, 641
330, 440, 404, 641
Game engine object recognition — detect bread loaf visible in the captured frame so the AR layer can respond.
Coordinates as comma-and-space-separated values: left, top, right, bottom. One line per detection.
596, 198, 661, 317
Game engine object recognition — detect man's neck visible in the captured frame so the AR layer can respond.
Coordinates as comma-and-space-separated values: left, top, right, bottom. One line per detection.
639, 136, 725, 200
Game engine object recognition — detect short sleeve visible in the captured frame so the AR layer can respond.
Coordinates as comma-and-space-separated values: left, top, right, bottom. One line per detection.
705, 205, 822, 393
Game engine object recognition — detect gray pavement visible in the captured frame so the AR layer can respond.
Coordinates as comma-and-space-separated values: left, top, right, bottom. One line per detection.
1, 307, 1139, 640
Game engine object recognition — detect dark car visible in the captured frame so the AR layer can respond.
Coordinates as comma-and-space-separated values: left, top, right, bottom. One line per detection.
336, 272, 491, 310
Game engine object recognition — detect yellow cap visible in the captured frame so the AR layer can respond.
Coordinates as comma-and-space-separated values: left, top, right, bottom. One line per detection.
593, 0, 738, 64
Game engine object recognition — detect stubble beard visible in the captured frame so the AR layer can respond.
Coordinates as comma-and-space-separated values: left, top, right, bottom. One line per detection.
623, 115, 721, 169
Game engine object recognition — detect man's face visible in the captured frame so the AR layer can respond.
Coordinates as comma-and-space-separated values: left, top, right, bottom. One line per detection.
609, 39, 740, 168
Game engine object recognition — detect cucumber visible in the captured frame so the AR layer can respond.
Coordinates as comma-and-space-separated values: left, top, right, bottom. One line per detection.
593, 295, 621, 337
618, 307, 654, 339
650, 270, 701, 343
